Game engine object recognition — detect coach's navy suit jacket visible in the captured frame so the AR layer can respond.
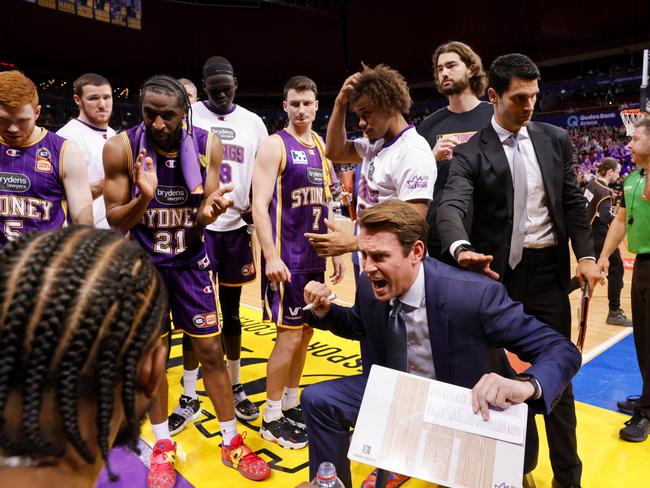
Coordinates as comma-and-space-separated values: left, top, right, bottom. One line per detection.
308, 257, 581, 414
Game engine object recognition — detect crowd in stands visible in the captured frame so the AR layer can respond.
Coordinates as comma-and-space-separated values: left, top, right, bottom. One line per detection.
569, 125, 634, 195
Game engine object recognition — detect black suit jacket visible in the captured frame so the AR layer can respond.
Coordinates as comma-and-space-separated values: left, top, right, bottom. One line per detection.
308, 258, 582, 415
436, 121, 594, 289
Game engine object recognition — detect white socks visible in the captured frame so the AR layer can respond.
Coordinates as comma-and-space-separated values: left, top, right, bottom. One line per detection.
151, 421, 171, 441
264, 398, 283, 422
226, 359, 240, 386
282, 387, 299, 410
220, 418, 238, 446
183, 367, 199, 399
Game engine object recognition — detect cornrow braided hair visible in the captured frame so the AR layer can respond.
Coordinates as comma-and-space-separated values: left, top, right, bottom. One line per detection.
139, 74, 193, 137
0, 227, 167, 481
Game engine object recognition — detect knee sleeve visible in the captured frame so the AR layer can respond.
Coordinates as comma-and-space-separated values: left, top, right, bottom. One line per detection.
219, 284, 242, 336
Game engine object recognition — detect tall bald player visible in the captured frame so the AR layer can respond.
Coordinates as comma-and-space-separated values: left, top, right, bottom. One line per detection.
170, 57, 268, 431
58, 73, 116, 228
0, 71, 93, 245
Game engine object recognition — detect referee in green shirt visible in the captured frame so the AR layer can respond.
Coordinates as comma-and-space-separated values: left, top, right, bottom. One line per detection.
598, 115, 650, 442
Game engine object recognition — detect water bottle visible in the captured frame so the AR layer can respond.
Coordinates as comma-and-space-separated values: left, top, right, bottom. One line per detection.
311, 461, 345, 487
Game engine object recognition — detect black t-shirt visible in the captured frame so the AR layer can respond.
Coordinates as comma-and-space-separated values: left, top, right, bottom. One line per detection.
416, 101, 493, 258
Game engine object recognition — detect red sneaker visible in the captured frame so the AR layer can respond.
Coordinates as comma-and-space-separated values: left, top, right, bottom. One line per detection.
147, 439, 177, 488
361, 468, 409, 488
221, 432, 271, 481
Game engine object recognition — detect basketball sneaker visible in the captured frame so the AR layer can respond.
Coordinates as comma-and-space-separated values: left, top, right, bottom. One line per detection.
168, 395, 201, 436
147, 439, 176, 488
282, 404, 306, 429
361, 468, 410, 488
617, 395, 641, 415
233, 383, 260, 421
620, 409, 650, 442
259, 415, 308, 449
221, 432, 270, 481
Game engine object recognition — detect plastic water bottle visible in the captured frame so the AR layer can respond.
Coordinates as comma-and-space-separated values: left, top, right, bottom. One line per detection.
311, 462, 345, 487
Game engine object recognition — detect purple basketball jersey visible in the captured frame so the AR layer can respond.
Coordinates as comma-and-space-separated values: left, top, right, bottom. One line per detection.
0, 129, 68, 246
121, 125, 211, 268
266, 130, 328, 273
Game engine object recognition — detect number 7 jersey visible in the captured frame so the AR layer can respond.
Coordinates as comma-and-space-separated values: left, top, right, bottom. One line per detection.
119, 125, 213, 268
266, 129, 333, 273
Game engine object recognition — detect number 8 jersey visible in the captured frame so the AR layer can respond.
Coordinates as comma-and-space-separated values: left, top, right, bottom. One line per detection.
119, 125, 213, 268
266, 129, 332, 274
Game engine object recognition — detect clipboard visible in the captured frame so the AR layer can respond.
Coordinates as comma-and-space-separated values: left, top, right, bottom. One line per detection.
576, 282, 590, 352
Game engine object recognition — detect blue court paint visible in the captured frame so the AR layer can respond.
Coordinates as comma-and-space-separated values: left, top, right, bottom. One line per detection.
573, 334, 642, 412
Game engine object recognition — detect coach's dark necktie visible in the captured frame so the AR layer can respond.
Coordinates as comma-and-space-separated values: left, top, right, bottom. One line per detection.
508, 132, 528, 269
386, 299, 407, 372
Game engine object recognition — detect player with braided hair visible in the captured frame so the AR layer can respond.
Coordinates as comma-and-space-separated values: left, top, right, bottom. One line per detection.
0, 226, 168, 488
103, 74, 270, 486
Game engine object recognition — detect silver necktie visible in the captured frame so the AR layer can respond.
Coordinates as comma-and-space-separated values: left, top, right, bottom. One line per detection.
509, 133, 527, 269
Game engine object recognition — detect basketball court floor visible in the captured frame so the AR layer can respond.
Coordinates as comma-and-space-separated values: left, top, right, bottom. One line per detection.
97, 218, 649, 487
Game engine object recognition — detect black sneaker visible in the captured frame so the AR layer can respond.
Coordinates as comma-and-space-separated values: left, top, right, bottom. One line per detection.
606, 309, 633, 327
617, 395, 641, 415
620, 409, 650, 442
259, 415, 308, 449
168, 394, 201, 436
282, 404, 305, 429
233, 383, 260, 421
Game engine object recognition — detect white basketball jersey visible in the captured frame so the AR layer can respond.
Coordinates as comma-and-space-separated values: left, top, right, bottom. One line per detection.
192, 102, 268, 232
57, 118, 116, 229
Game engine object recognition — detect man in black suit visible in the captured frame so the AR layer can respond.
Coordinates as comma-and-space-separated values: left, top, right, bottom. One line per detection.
436, 53, 601, 488
301, 199, 582, 488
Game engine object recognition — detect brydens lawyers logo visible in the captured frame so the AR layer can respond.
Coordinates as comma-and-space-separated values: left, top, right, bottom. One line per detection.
192, 313, 218, 328
6, 148, 21, 157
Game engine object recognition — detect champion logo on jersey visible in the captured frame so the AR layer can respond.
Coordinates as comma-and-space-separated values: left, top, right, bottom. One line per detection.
203, 285, 213, 294
291, 150, 308, 164
308, 149, 316, 156
164, 159, 176, 168
5, 148, 21, 157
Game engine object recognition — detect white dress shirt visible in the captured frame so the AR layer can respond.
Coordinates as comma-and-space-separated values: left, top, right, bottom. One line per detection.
490, 117, 556, 248
450, 117, 557, 259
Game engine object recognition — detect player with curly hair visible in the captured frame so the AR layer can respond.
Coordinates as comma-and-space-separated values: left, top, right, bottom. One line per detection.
306, 63, 435, 262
